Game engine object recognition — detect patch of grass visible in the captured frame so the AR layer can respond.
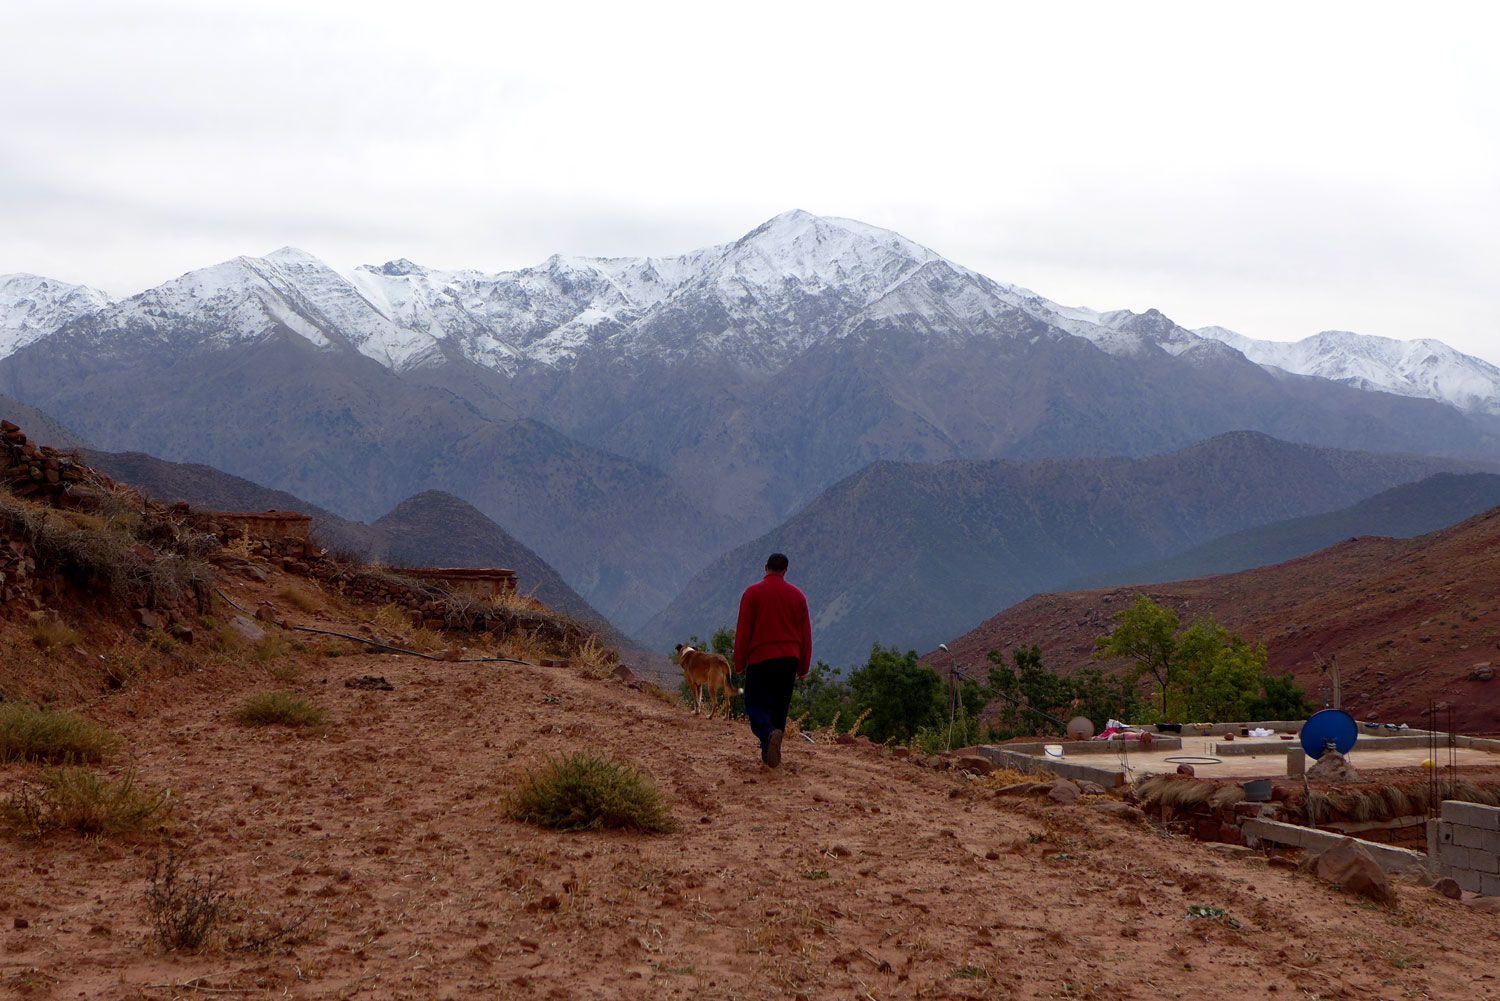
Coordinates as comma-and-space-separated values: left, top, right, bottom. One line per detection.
266, 661, 301, 683
0, 703, 118, 764
3, 766, 173, 836
233, 691, 326, 727
507, 753, 675, 833
249, 632, 292, 663
144, 627, 177, 654
274, 585, 318, 614
951, 963, 991, 980
29, 616, 82, 653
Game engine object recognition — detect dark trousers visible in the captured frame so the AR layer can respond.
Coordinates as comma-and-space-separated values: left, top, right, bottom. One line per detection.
744, 657, 798, 750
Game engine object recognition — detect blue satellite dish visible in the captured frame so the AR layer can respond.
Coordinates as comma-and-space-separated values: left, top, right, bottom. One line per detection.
1300, 709, 1357, 759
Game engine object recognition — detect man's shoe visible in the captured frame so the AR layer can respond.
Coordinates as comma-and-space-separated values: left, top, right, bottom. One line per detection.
764, 728, 784, 768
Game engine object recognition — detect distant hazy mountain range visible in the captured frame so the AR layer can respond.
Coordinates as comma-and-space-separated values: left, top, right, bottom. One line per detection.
4, 212, 1498, 650
641, 433, 1493, 667
1064, 471, 1500, 591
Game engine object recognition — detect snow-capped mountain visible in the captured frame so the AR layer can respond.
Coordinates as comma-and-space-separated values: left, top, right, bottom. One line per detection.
9, 209, 1496, 420
0, 274, 111, 356
1195, 326, 1500, 416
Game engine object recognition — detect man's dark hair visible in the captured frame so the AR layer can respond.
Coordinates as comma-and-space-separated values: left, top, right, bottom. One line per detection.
765, 552, 789, 572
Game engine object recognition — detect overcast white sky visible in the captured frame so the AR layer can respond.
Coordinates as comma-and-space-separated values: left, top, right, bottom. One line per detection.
3, 1, 1497, 362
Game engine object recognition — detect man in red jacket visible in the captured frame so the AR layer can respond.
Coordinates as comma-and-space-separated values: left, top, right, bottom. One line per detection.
733, 552, 812, 768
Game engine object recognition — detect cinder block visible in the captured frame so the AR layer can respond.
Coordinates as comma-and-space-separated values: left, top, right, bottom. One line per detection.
1455, 825, 1489, 849
1484, 873, 1500, 897
1483, 831, 1500, 855
1441, 843, 1471, 869
1427, 818, 1440, 859
1474, 851, 1500, 875
1454, 868, 1484, 893
1441, 800, 1500, 830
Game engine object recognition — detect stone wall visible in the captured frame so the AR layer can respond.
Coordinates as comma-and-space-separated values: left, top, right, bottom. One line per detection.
1428, 800, 1500, 894
1, 420, 92, 506
217, 510, 312, 542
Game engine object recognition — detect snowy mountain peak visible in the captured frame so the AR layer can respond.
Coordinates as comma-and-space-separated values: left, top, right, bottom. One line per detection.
1195, 326, 1500, 415
6, 214, 1498, 418
374, 259, 427, 277
0, 273, 112, 355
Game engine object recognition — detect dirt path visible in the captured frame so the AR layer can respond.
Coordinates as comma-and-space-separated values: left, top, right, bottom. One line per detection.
5, 580, 1500, 1000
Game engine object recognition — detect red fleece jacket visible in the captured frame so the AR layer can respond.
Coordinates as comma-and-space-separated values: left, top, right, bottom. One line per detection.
734, 570, 813, 676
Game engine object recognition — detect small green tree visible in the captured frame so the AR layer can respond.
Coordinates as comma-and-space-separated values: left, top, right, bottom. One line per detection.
1094, 595, 1180, 716
987, 644, 1071, 735
1247, 671, 1317, 720
1171, 619, 1266, 722
1094, 595, 1311, 723
846, 645, 946, 743
986, 645, 1140, 737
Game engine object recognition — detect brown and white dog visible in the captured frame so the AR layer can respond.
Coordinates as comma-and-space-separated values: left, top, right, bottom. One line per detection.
675, 643, 742, 718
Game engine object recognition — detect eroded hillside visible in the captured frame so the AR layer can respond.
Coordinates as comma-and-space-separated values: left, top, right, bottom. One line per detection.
943, 508, 1500, 733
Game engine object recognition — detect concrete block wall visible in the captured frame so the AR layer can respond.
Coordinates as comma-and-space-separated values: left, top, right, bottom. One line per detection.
1427, 800, 1500, 895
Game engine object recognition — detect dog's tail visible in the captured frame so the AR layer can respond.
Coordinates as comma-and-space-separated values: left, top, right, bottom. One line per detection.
722, 655, 744, 695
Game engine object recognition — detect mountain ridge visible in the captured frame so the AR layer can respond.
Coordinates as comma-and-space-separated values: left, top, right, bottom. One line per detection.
6, 211, 1497, 413
641, 431, 1496, 667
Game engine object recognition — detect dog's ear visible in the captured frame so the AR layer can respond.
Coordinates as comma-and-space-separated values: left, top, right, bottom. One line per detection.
674, 643, 683, 653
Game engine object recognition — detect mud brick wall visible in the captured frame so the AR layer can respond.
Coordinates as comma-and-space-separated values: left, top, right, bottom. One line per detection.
1428, 800, 1500, 894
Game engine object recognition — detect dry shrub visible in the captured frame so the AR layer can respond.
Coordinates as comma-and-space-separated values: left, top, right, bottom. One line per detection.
29, 615, 82, 654
3, 766, 173, 836
144, 627, 177, 654
233, 691, 326, 727
146, 846, 314, 954
0, 494, 211, 608
573, 635, 616, 680
404, 627, 445, 653
507, 753, 675, 833
372, 603, 412, 634
0, 703, 118, 764
274, 585, 318, 614
249, 632, 292, 663
499, 628, 549, 664
147, 846, 227, 951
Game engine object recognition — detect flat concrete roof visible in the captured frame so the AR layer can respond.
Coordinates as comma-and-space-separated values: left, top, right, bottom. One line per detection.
1034, 735, 1500, 780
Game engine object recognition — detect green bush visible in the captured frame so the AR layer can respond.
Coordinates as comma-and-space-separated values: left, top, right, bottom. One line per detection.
3, 766, 173, 836
508, 753, 674, 833
233, 691, 326, 727
0, 703, 118, 764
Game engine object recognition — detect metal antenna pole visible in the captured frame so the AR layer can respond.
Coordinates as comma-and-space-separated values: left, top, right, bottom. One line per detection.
941, 644, 956, 752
